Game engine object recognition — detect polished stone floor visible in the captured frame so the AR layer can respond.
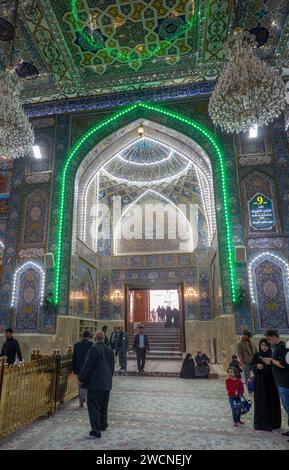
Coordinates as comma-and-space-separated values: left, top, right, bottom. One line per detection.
0, 376, 288, 450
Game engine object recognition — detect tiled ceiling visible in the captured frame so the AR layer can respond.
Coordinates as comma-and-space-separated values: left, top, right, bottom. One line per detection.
0, 0, 288, 104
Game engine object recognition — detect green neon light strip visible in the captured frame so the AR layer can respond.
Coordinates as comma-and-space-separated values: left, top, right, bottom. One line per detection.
54, 103, 237, 304
71, 0, 196, 64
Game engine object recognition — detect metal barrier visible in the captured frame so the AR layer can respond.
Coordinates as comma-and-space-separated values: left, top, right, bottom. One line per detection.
0, 352, 78, 438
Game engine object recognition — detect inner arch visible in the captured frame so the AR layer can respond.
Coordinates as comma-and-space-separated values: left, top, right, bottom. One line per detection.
73, 119, 216, 257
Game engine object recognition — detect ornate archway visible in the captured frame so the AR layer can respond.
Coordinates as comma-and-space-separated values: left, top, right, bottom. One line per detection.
52, 103, 237, 311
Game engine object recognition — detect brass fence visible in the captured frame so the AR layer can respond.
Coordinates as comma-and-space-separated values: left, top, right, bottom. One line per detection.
0, 352, 78, 438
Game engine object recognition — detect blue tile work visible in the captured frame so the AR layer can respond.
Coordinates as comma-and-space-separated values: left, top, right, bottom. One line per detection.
253, 256, 289, 332
109, 267, 209, 320
24, 82, 215, 118
271, 119, 289, 238
99, 272, 111, 320
45, 115, 70, 331
235, 305, 254, 336
15, 267, 42, 332
71, 258, 97, 318
0, 159, 26, 329
199, 272, 212, 320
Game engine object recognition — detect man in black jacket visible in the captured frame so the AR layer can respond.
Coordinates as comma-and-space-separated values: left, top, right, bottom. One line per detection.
79, 331, 114, 439
102, 325, 109, 346
72, 330, 93, 407
0, 328, 22, 365
133, 325, 149, 375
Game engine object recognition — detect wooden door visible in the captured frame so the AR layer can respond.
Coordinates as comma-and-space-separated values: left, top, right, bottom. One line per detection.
132, 289, 150, 324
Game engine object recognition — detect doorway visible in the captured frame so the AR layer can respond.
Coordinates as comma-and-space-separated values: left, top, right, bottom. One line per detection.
126, 285, 186, 351
128, 288, 180, 324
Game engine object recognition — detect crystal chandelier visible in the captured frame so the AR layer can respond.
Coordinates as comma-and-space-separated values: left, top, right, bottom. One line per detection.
209, 29, 285, 133
0, 0, 34, 159
0, 68, 34, 159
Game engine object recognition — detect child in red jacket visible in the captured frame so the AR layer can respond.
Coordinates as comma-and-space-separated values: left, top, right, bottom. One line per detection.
226, 367, 245, 427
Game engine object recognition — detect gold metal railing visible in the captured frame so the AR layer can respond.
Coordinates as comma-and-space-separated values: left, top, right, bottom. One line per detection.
0, 351, 78, 438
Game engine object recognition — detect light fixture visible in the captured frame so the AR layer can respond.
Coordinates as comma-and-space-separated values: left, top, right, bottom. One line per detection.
249, 125, 258, 138
209, 29, 285, 133
0, 68, 34, 159
138, 125, 144, 138
184, 287, 198, 298
0, 0, 34, 159
33, 145, 42, 159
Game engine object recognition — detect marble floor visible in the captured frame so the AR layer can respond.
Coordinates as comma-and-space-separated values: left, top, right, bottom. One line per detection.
0, 376, 288, 450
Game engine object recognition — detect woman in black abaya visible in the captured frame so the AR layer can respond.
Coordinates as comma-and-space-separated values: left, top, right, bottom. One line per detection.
180, 354, 195, 379
251, 338, 281, 431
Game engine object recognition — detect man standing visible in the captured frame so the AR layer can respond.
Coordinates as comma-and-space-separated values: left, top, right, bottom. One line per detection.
78, 331, 114, 439
172, 307, 180, 327
165, 306, 173, 327
116, 326, 128, 372
109, 326, 118, 352
157, 306, 161, 322
264, 330, 289, 441
237, 330, 256, 383
0, 328, 22, 365
72, 330, 93, 407
102, 325, 109, 346
133, 325, 150, 375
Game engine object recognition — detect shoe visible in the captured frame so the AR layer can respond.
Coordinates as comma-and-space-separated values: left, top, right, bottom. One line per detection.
233, 423, 239, 427
281, 431, 289, 436
239, 421, 245, 425
101, 426, 108, 431
119, 367, 124, 371
87, 431, 101, 439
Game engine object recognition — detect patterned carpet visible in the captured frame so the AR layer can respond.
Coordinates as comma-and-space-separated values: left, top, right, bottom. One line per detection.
0, 376, 289, 450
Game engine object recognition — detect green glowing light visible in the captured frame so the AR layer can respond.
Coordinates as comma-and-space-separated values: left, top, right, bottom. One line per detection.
54, 102, 237, 305
71, 0, 196, 64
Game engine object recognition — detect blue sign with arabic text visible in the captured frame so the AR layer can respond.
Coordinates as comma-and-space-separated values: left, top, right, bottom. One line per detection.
249, 194, 274, 230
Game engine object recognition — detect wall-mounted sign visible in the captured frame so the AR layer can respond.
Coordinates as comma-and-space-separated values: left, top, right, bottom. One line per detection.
249, 193, 274, 231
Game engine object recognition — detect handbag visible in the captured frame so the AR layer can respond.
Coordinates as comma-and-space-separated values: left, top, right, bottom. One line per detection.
239, 397, 252, 415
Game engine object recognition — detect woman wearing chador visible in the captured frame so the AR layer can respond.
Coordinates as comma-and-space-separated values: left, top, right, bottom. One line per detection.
251, 339, 281, 432
180, 354, 195, 379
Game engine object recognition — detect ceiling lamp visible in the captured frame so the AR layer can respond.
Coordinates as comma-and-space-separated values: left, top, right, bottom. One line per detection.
137, 125, 144, 138
0, 0, 34, 159
209, 29, 285, 133
0, 68, 34, 158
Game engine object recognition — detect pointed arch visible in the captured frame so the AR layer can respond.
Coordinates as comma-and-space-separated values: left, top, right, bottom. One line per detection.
113, 189, 195, 255
11, 262, 46, 307
54, 102, 237, 305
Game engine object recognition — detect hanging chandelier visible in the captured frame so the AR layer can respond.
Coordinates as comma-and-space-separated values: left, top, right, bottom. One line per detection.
0, 0, 34, 159
0, 68, 34, 159
208, 29, 285, 133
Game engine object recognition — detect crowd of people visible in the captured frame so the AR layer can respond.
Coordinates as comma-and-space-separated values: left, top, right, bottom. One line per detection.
150, 306, 180, 327
1, 325, 289, 442
180, 351, 211, 379
225, 329, 289, 441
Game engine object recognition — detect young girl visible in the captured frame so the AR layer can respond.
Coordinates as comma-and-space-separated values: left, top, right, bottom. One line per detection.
226, 367, 245, 427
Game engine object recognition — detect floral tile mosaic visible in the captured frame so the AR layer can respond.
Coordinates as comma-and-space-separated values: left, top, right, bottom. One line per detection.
0, 377, 288, 450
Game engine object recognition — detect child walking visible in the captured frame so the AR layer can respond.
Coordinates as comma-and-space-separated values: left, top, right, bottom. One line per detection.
226, 367, 245, 427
